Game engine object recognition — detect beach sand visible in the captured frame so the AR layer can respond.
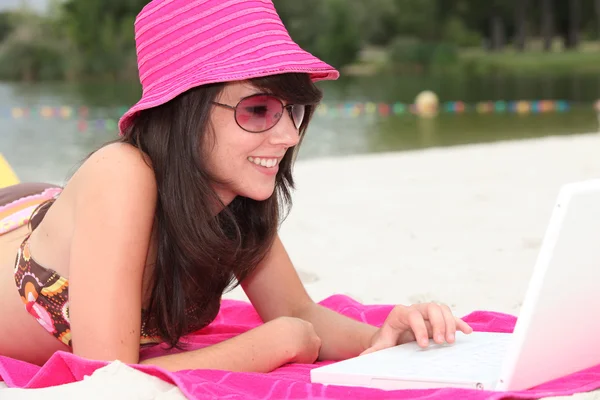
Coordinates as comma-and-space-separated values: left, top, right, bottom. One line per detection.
2, 132, 600, 398
226, 132, 600, 319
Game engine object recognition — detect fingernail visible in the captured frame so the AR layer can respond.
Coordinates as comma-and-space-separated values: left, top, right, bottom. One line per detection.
448, 333, 455, 341
436, 334, 444, 342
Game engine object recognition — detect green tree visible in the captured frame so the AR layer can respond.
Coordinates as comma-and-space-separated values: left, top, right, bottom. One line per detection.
457, 0, 514, 50
273, 0, 326, 55
60, 0, 146, 80
565, 0, 582, 49
0, 12, 14, 43
313, 0, 362, 68
596, 0, 600, 39
0, 11, 67, 81
514, 0, 531, 51
541, 0, 555, 51
361, 0, 438, 46
273, 0, 361, 68
441, 14, 482, 47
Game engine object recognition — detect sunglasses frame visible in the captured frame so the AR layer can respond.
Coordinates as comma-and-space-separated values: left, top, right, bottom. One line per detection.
212, 93, 308, 133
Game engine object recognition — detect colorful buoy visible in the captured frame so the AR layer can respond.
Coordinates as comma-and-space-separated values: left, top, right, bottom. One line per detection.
393, 103, 406, 115
59, 106, 73, 119
414, 90, 439, 118
11, 108, 24, 119
556, 100, 569, 112
40, 106, 54, 118
516, 101, 531, 115
476, 102, 494, 114
0, 99, 597, 125
365, 102, 377, 115
378, 103, 390, 117
494, 101, 507, 113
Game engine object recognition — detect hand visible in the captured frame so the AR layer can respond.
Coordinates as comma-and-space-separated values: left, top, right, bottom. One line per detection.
277, 317, 322, 364
361, 303, 473, 356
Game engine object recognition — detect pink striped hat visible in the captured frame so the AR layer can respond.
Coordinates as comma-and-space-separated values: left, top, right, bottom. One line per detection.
118, 0, 340, 135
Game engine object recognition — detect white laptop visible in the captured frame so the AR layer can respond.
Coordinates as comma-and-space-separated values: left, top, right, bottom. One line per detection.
311, 179, 600, 392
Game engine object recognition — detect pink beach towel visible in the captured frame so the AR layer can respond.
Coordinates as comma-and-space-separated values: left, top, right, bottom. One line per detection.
1, 295, 599, 399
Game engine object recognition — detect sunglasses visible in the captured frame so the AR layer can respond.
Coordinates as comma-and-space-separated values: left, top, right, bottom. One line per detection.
212, 93, 308, 133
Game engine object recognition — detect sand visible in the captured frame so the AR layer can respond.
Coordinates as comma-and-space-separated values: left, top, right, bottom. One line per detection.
2, 132, 600, 398
225, 132, 600, 318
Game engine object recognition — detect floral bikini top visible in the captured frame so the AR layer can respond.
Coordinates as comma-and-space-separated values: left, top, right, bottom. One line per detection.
14, 234, 217, 348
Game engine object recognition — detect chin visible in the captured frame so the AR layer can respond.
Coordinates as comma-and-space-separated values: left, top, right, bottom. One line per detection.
240, 185, 276, 202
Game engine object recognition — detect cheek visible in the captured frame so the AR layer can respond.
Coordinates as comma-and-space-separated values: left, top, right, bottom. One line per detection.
210, 113, 266, 176
211, 133, 258, 178
222, 131, 263, 159
209, 119, 240, 169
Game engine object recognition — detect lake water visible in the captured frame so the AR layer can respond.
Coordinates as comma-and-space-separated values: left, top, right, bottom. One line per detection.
1, 72, 599, 184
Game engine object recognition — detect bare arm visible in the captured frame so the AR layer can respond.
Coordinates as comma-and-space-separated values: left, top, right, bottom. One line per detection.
67, 144, 310, 372
292, 303, 377, 360
140, 317, 304, 372
241, 235, 377, 361
68, 143, 157, 363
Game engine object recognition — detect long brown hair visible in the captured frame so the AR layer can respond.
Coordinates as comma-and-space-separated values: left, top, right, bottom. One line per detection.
31, 73, 323, 348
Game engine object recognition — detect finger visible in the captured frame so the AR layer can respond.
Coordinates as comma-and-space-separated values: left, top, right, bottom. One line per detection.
374, 305, 413, 348
377, 308, 410, 345
455, 317, 474, 334
398, 329, 415, 345
407, 307, 429, 347
426, 303, 446, 344
385, 305, 412, 332
360, 346, 374, 356
359, 341, 388, 356
398, 320, 434, 345
440, 304, 457, 343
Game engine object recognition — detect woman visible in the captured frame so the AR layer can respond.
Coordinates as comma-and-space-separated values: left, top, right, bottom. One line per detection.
0, 0, 472, 372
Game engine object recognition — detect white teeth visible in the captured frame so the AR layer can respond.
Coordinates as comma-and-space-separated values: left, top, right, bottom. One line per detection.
247, 157, 279, 168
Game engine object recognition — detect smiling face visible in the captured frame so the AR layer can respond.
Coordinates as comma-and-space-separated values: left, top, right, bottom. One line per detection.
205, 81, 302, 204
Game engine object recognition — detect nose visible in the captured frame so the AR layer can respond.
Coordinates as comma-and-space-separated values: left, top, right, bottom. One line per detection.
267, 111, 300, 147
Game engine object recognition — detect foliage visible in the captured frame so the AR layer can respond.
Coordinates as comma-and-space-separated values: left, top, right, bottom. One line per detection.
59, 0, 146, 80
0, 12, 14, 43
274, 0, 362, 68
313, 0, 362, 68
459, 49, 600, 75
357, 0, 438, 46
0, 11, 68, 81
0, 0, 598, 81
388, 38, 459, 72
442, 15, 482, 48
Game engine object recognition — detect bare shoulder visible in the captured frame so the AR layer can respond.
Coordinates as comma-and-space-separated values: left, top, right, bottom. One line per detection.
70, 142, 157, 206
74, 142, 155, 187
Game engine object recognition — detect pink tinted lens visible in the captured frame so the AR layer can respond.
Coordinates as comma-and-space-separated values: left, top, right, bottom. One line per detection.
291, 104, 305, 129
236, 95, 283, 132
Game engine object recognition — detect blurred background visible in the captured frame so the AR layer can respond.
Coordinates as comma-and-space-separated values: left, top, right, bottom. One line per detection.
0, 0, 599, 184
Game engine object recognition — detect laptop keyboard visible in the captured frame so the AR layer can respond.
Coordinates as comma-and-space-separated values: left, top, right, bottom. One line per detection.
311, 332, 514, 390
419, 333, 512, 377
